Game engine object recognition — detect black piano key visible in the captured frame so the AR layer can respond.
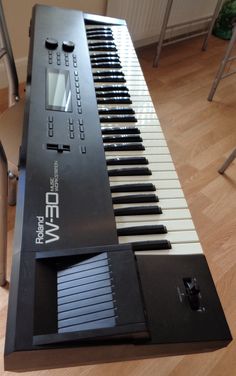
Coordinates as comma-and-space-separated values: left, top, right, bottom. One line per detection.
104, 143, 144, 151
90, 57, 120, 63
108, 167, 151, 176
103, 135, 142, 143
96, 91, 130, 98
117, 225, 167, 236
97, 97, 132, 104
102, 127, 139, 134
87, 34, 114, 40
90, 52, 119, 59
89, 46, 117, 52
94, 76, 126, 83
95, 85, 128, 92
131, 240, 172, 251
89, 42, 116, 47
99, 108, 134, 115
100, 115, 137, 122
114, 206, 162, 216
112, 194, 158, 204
110, 183, 156, 192
92, 62, 122, 69
106, 157, 147, 165
87, 27, 112, 33
93, 70, 124, 77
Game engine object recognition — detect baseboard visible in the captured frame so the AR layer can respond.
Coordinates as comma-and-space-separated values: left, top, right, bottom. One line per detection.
0, 57, 27, 89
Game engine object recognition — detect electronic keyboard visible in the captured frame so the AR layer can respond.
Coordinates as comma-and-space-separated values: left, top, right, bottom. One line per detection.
4, 4, 232, 371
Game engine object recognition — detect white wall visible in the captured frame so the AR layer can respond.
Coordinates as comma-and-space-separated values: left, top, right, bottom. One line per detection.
1, 0, 107, 87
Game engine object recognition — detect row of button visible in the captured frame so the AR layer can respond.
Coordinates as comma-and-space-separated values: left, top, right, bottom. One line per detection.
48, 51, 74, 67
68, 118, 85, 140
74, 70, 82, 114
48, 115, 54, 137
72, 54, 77, 68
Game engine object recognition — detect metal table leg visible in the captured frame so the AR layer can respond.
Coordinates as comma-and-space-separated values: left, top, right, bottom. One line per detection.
208, 24, 236, 101
0, 142, 8, 286
218, 148, 236, 174
202, 0, 223, 51
153, 0, 173, 67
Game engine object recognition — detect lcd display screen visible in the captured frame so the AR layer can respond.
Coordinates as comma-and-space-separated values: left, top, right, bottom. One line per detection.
46, 68, 72, 112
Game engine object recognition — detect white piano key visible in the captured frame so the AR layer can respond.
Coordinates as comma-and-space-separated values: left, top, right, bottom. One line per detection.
110, 179, 181, 189
100, 119, 160, 126
107, 162, 175, 171
116, 219, 195, 232
134, 242, 203, 256
112, 189, 184, 199
115, 209, 192, 223
118, 230, 199, 244
106, 149, 172, 160
109, 170, 178, 181
113, 198, 188, 210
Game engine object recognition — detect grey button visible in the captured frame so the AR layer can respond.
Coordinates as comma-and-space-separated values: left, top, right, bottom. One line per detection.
81, 146, 86, 154
79, 119, 83, 125
48, 123, 53, 129
69, 124, 74, 131
79, 125, 84, 132
48, 115, 53, 122
49, 129, 53, 137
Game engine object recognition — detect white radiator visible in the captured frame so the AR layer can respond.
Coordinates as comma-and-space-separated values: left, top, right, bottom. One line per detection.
106, 0, 219, 47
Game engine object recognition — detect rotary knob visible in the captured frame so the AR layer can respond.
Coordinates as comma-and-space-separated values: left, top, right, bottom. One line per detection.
62, 41, 75, 52
45, 38, 58, 50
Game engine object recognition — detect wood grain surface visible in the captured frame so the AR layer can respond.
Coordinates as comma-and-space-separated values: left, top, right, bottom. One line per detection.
0, 35, 235, 375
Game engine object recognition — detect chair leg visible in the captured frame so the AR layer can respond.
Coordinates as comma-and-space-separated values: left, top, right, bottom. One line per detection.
0, 142, 8, 286
8, 171, 17, 206
218, 148, 236, 174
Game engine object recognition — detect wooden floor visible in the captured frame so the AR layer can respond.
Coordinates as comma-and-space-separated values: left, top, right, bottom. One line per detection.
0, 35, 236, 375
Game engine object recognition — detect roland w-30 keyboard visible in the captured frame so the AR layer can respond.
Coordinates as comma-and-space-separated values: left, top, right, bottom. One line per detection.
4, 4, 232, 371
